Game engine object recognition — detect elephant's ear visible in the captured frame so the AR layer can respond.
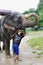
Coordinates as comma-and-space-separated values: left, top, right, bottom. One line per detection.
1, 16, 15, 31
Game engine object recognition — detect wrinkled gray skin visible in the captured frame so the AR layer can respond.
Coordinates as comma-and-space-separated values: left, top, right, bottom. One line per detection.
0, 12, 38, 56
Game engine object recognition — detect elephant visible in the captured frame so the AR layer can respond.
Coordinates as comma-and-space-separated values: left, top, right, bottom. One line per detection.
0, 11, 39, 56
0, 10, 11, 52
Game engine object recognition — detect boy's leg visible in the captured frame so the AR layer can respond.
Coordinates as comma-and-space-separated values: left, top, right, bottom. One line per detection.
13, 44, 16, 55
13, 44, 22, 62
14, 44, 19, 61
14, 44, 22, 62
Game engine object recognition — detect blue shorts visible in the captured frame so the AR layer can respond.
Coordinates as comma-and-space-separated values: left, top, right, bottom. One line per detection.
13, 44, 19, 55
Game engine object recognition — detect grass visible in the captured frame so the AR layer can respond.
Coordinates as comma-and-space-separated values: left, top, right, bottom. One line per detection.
26, 30, 43, 35
32, 51, 37, 54
27, 36, 43, 50
35, 55, 41, 58
37, 51, 43, 55
26, 30, 43, 33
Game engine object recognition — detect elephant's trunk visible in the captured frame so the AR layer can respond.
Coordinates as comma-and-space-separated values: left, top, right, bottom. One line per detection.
22, 13, 39, 28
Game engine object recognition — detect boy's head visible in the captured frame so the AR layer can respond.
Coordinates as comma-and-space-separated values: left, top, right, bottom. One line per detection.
18, 31, 21, 35
18, 30, 24, 35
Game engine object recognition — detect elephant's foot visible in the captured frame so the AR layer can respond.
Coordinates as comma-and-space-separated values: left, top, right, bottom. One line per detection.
0, 50, 3, 53
6, 54, 12, 58
5, 50, 11, 58
5, 51, 12, 58
3, 45, 5, 50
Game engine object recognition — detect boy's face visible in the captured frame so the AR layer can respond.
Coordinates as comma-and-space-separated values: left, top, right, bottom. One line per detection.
18, 30, 23, 35
18, 30, 21, 35
18, 30, 25, 35
18, 31, 21, 35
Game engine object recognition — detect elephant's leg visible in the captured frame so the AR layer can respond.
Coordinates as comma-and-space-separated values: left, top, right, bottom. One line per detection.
3, 44, 5, 50
12, 39, 16, 55
0, 46, 1, 51
0, 42, 3, 52
4, 38, 10, 55
0, 42, 1, 51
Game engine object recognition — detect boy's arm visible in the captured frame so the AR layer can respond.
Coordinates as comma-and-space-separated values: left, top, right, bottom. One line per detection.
21, 31, 26, 38
24, 32, 26, 36
22, 31, 26, 36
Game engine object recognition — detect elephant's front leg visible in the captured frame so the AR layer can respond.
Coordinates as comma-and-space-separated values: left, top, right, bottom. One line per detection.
4, 38, 10, 56
5, 40, 10, 55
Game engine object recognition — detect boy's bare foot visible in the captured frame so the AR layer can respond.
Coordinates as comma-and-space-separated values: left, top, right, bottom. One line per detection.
14, 59, 22, 62
18, 59, 22, 61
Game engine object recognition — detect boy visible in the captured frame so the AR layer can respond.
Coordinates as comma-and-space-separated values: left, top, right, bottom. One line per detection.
13, 30, 26, 62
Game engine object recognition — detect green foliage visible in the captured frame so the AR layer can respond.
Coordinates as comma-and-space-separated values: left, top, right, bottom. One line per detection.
23, 0, 43, 27
39, 21, 43, 27
23, 8, 36, 14
37, 0, 43, 27
28, 17, 35, 21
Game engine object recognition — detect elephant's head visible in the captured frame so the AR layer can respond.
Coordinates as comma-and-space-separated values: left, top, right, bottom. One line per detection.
3, 12, 38, 29
1, 12, 38, 38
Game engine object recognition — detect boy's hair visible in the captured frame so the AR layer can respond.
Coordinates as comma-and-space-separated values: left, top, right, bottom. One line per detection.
20, 32, 23, 36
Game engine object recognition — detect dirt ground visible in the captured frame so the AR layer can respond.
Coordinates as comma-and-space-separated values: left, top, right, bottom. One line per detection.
0, 34, 43, 65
